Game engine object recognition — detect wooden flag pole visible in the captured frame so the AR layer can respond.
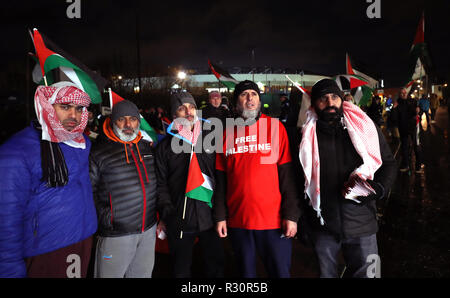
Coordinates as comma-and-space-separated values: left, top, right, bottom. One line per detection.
180, 143, 195, 239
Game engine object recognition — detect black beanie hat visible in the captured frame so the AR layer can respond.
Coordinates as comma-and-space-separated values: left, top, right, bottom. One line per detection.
111, 100, 141, 124
170, 91, 197, 117
311, 79, 344, 102
233, 80, 261, 103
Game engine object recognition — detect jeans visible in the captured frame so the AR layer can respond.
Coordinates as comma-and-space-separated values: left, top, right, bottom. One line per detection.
311, 231, 379, 278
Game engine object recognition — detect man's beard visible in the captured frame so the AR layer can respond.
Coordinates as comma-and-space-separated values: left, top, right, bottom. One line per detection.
113, 123, 139, 142
237, 102, 261, 121
315, 104, 344, 124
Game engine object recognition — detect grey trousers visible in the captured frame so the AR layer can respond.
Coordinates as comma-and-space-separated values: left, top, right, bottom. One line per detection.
94, 225, 156, 278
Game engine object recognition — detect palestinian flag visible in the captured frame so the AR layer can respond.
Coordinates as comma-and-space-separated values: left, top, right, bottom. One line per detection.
30, 28, 106, 104
345, 54, 376, 106
333, 74, 369, 90
208, 59, 239, 90
408, 12, 430, 82
185, 152, 213, 208
109, 89, 158, 143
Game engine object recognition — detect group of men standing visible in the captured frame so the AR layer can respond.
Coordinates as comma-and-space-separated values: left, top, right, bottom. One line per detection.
0, 77, 398, 278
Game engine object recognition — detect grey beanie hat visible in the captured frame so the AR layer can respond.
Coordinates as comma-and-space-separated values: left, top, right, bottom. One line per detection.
111, 100, 141, 124
170, 92, 197, 116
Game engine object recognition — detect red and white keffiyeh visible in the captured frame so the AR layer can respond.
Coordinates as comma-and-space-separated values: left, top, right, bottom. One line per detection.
34, 82, 91, 149
173, 117, 201, 146
299, 101, 382, 224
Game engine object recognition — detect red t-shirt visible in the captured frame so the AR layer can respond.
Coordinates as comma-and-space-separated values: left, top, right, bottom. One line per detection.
216, 114, 292, 230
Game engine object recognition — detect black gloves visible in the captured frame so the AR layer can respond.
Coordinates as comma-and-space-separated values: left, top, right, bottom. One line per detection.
356, 180, 385, 205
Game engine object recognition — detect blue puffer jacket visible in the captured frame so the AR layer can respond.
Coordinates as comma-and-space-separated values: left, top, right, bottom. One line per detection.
0, 124, 98, 277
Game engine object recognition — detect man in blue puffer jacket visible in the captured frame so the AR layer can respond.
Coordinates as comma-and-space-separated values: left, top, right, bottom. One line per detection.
0, 82, 97, 278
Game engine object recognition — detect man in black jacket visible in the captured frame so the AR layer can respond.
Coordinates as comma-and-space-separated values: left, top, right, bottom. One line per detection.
298, 79, 397, 278
155, 92, 224, 278
201, 91, 230, 124
391, 88, 423, 172
89, 100, 157, 278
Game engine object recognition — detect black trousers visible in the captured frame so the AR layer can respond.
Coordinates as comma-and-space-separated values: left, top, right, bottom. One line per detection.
400, 132, 422, 169
167, 227, 224, 278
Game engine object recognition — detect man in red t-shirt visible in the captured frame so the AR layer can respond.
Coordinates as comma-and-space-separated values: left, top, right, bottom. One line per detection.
213, 80, 301, 278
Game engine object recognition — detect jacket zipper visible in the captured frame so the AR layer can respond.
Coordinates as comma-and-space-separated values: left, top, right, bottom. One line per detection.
129, 144, 147, 232
109, 193, 114, 225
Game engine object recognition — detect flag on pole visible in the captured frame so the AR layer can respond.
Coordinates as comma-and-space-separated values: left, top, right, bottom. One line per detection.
108, 89, 158, 143
345, 54, 376, 106
333, 74, 369, 90
208, 59, 239, 90
30, 28, 106, 104
185, 152, 213, 208
408, 12, 430, 82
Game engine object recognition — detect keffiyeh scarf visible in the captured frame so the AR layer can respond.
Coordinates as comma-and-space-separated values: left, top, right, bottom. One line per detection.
299, 101, 382, 224
34, 82, 91, 149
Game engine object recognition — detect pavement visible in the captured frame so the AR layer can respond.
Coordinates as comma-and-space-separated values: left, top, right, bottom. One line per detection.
152, 106, 450, 278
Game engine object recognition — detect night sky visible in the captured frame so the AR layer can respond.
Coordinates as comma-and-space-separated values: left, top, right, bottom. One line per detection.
1, 0, 449, 88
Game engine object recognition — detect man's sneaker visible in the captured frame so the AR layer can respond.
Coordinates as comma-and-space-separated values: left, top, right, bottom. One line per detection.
399, 166, 409, 172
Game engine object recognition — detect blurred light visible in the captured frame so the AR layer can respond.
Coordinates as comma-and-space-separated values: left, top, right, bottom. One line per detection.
177, 71, 186, 80
118, 75, 123, 80
133, 86, 140, 93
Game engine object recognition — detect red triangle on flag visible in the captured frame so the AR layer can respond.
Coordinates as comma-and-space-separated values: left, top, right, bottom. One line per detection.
349, 77, 369, 89
32, 29, 57, 75
110, 90, 125, 107
185, 152, 205, 194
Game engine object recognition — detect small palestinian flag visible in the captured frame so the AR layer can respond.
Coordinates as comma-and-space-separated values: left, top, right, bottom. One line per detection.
185, 152, 213, 208
208, 59, 239, 90
30, 28, 105, 104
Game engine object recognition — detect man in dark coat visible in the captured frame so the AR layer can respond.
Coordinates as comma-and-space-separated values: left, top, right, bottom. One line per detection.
90, 100, 157, 278
155, 92, 224, 278
391, 88, 423, 172
201, 91, 230, 124
298, 79, 397, 278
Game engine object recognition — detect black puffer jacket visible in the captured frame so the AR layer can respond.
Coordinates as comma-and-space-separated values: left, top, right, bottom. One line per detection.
155, 126, 216, 235
89, 126, 157, 237
301, 118, 397, 239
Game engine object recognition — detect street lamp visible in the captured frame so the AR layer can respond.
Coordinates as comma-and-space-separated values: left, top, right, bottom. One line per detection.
177, 71, 187, 90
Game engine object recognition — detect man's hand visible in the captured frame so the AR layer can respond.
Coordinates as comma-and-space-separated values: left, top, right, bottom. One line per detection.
216, 220, 228, 238
156, 220, 167, 240
282, 219, 297, 238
